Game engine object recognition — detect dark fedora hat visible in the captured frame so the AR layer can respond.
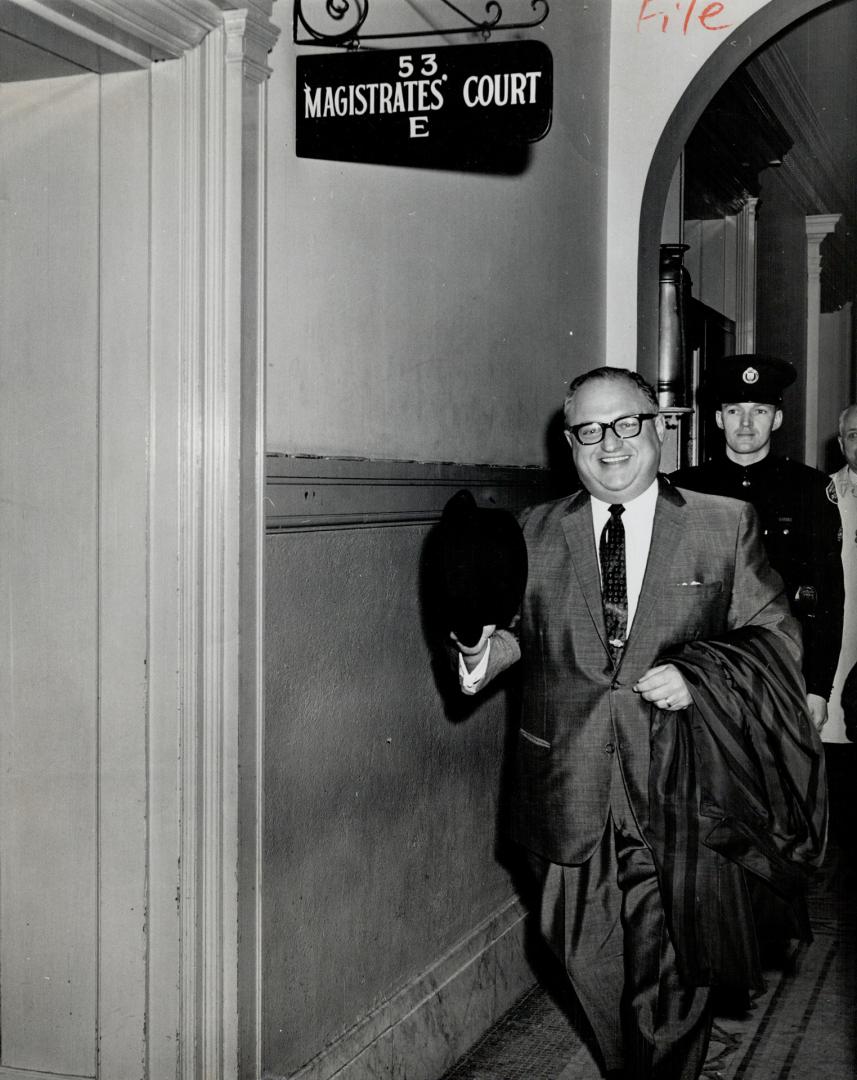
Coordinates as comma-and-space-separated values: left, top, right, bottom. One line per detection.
436, 489, 528, 648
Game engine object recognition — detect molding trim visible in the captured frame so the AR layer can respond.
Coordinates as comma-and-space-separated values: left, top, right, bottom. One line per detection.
251, 77, 268, 1080
265, 456, 553, 533
748, 46, 855, 220
748, 45, 855, 311
237, 27, 272, 1080
170, 12, 274, 1078
2, 0, 277, 67
0, 1071, 86, 1080
278, 897, 534, 1080
177, 38, 205, 1080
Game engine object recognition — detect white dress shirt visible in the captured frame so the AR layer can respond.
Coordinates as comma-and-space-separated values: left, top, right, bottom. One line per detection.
460, 479, 660, 691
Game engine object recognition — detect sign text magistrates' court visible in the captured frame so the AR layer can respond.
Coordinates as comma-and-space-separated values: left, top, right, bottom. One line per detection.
296, 41, 553, 170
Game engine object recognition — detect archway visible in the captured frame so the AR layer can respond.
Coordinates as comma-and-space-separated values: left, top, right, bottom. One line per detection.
634, 0, 839, 380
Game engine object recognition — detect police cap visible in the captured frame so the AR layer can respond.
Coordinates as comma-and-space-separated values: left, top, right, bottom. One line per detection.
706, 354, 796, 407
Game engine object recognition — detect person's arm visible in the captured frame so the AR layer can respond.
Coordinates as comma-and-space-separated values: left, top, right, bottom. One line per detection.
727, 501, 803, 659
636, 502, 801, 713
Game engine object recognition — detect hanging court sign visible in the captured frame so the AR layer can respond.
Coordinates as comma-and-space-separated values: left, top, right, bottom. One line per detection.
295, 41, 553, 170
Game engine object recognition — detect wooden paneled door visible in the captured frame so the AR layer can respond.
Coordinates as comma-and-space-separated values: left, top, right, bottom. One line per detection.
0, 68, 152, 1079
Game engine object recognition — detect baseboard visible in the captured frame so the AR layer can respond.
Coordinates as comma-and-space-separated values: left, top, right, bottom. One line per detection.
278, 896, 536, 1080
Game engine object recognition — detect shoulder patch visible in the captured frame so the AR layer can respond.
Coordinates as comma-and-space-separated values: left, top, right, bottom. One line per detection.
826, 477, 838, 505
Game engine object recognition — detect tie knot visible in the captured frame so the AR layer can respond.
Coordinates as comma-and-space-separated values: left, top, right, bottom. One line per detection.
608, 503, 625, 519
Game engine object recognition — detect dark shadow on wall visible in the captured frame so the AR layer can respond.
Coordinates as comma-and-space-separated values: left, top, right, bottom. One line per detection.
823, 435, 845, 476
545, 408, 580, 498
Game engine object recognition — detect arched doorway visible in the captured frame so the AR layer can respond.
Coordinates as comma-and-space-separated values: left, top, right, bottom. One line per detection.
636, 0, 846, 379
638, 0, 857, 750
601, 0, 836, 377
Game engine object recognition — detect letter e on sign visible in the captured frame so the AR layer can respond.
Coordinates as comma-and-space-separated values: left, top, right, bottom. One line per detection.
410, 115, 429, 138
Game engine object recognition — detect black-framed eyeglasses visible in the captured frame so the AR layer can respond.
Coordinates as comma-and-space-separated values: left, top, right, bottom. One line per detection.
566, 413, 657, 446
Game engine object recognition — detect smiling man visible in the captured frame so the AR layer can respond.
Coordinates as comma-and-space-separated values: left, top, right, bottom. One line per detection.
450, 366, 825, 1080
672, 354, 844, 733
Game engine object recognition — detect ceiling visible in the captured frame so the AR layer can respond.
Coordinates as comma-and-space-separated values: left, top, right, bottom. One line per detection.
0, 27, 89, 79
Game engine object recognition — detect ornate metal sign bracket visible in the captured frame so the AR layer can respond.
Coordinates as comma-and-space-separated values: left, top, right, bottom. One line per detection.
293, 0, 549, 48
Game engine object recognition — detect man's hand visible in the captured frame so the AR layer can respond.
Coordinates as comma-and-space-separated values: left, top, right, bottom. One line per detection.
633, 663, 692, 711
806, 693, 828, 733
450, 624, 496, 671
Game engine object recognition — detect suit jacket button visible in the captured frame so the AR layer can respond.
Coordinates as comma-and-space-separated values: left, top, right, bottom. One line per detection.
604, 742, 615, 755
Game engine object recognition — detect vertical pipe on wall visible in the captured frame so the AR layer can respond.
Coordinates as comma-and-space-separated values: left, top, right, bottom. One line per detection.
657, 243, 692, 408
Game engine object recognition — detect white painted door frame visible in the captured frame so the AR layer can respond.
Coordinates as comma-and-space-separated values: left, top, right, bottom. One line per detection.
1, 2, 278, 1076
148, 8, 278, 1078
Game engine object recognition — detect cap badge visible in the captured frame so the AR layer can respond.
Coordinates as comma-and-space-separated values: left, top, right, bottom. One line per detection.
742, 366, 759, 384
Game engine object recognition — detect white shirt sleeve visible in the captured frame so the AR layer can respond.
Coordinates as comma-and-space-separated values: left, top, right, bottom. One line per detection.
459, 641, 492, 694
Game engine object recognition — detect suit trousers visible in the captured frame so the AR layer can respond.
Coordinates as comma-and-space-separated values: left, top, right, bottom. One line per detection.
537, 762, 712, 1079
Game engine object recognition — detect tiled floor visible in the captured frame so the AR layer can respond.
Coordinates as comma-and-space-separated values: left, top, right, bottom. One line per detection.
441, 747, 856, 1080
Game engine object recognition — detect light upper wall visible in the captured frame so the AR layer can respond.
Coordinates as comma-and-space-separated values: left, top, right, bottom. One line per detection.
266, 6, 611, 467
266, 1, 835, 465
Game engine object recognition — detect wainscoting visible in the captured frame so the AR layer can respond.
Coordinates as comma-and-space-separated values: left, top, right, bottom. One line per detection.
263, 455, 550, 1080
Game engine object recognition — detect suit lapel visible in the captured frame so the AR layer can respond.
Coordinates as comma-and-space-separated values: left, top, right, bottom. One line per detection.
626, 478, 686, 660
561, 491, 609, 653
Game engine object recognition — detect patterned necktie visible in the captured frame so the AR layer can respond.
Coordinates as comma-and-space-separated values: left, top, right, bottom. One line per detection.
600, 503, 627, 663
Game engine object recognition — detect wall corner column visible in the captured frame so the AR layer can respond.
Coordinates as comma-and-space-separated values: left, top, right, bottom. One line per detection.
805, 213, 840, 466
229, 9, 280, 1080
735, 196, 759, 353
151, 4, 279, 1079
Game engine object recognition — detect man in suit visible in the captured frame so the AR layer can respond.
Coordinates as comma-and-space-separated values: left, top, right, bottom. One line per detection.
451, 366, 806, 1080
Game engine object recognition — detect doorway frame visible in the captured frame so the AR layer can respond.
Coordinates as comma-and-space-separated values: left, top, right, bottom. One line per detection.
633, 0, 837, 382
1, 2, 279, 1077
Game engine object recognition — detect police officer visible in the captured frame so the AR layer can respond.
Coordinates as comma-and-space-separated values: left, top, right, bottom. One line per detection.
672, 354, 844, 732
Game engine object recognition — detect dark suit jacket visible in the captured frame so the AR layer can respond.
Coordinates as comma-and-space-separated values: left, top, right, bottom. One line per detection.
472, 476, 802, 865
